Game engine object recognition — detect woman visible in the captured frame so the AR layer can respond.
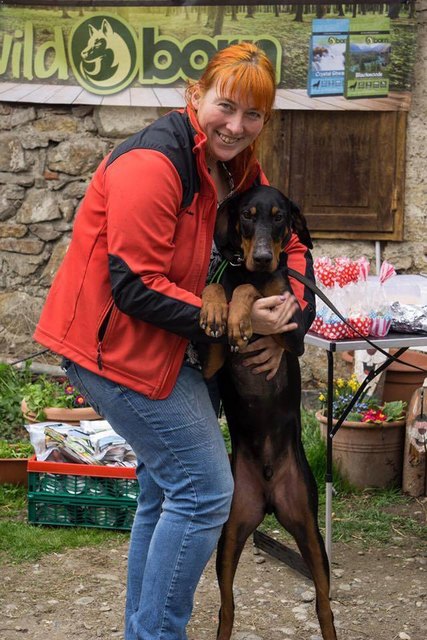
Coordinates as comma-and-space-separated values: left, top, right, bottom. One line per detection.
34, 43, 315, 640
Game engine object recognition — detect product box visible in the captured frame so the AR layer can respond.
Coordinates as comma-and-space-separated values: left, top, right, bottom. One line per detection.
307, 19, 349, 97
344, 17, 391, 99
27, 457, 138, 530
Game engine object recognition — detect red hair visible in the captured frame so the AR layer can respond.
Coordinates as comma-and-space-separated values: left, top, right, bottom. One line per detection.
186, 42, 276, 189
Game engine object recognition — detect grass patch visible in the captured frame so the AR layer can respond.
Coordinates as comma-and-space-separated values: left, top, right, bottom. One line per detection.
329, 489, 426, 545
259, 409, 426, 548
0, 520, 128, 564
260, 489, 426, 548
1, 410, 425, 564
0, 484, 26, 519
0, 484, 128, 564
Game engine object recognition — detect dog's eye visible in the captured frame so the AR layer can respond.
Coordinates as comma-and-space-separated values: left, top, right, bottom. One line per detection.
241, 210, 253, 221
274, 213, 284, 222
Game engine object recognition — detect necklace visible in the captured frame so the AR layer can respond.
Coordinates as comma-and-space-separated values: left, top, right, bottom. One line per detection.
217, 162, 235, 208
205, 156, 235, 204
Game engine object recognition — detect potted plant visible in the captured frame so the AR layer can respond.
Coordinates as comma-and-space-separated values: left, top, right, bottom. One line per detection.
21, 376, 101, 425
316, 374, 406, 489
0, 439, 34, 486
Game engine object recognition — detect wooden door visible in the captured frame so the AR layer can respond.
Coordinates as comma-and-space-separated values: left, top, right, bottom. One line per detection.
258, 110, 406, 241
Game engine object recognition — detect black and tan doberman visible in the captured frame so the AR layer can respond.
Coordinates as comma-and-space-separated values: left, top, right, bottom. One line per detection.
199, 185, 337, 640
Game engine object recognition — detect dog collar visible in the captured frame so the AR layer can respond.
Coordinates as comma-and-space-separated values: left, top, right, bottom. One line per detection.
228, 252, 244, 267
208, 252, 244, 285
218, 245, 244, 268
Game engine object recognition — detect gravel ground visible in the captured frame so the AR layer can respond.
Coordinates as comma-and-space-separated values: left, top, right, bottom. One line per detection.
1, 513, 426, 640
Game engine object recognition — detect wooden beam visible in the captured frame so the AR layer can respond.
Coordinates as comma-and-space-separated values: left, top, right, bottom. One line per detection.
253, 530, 312, 580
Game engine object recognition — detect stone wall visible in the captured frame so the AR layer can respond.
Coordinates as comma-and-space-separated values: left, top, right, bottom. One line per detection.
0, 6, 425, 390
0, 105, 165, 358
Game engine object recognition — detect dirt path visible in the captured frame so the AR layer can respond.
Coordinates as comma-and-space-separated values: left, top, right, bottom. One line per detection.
1, 529, 426, 640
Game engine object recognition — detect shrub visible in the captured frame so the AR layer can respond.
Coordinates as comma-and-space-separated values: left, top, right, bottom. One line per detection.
0, 362, 32, 441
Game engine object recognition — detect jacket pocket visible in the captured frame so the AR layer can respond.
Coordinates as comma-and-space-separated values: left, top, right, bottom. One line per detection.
96, 299, 118, 370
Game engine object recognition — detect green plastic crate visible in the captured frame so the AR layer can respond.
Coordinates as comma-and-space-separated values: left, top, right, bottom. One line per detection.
28, 495, 137, 530
28, 470, 139, 500
27, 457, 138, 531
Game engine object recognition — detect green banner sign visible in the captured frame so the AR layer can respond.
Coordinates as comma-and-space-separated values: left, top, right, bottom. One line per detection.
0, 4, 283, 95
0, 2, 416, 107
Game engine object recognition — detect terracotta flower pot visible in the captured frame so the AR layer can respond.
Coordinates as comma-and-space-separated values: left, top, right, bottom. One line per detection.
341, 349, 427, 405
316, 411, 406, 489
21, 399, 101, 425
0, 457, 28, 486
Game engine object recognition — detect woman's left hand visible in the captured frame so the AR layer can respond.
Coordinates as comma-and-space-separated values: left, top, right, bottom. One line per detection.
250, 292, 299, 336
241, 336, 284, 380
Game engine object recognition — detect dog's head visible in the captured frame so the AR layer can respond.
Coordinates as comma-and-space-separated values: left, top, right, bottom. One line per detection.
215, 185, 312, 273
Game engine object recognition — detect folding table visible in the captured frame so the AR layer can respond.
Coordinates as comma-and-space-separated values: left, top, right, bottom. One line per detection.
304, 330, 427, 565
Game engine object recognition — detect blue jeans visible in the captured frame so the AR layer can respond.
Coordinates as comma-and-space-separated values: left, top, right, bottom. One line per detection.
63, 360, 233, 640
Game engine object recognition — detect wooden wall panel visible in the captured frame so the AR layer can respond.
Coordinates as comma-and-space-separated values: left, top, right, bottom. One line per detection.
258, 110, 407, 241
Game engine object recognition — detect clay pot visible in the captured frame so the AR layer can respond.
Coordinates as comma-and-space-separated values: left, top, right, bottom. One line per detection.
316, 411, 406, 489
341, 349, 427, 405
21, 399, 101, 426
0, 452, 28, 487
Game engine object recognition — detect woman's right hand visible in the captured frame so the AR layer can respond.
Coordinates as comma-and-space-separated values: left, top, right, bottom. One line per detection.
250, 292, 299, 336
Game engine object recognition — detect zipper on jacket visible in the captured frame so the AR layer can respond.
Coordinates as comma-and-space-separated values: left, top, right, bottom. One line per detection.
97, 343, 103, 370
96, 304, 114, 371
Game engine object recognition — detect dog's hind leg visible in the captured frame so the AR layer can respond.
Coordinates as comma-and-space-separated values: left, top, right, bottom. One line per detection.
216, 457, 265, 640
272, 455, 337, 640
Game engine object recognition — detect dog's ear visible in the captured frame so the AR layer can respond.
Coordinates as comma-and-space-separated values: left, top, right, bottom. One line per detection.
290, 201, 313, 249
214, 197, 241, 252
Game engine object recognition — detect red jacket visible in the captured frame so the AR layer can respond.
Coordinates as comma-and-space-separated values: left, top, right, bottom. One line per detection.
34, 108, 314, 399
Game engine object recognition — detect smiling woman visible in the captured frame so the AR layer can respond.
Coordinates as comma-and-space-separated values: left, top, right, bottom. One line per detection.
32, 41, 316, 640
186, 42, 276, 192
186, 47, 273, 206
189, 87, 265, 169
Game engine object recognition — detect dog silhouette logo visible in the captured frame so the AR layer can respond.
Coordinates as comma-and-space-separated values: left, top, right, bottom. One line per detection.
69, 15, 138, 95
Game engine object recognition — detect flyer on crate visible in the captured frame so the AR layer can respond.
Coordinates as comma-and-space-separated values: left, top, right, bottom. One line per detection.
26, 421, 136, 466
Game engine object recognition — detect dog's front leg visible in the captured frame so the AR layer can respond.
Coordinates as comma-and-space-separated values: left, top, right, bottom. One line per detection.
227, 284, 261, 351
200, 283, 228, 338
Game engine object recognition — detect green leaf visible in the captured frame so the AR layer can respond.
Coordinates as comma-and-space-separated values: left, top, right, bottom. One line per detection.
381, 400, 407, 422
346, 411, 364, 422
0, 439, 33, 459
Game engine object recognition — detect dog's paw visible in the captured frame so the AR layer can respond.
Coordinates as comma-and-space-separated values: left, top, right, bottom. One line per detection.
228, 317, 252, 351
199, 302, 228, 338
200, 284, 228, 338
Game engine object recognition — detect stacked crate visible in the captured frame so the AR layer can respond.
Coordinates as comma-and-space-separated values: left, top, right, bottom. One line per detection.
27, 457, 138, 530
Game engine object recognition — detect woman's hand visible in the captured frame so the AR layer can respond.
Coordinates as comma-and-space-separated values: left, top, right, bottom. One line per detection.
250, 292, 299, 336
241, 336, 284, 380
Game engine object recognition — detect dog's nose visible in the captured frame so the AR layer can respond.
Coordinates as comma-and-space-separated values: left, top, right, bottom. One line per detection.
253, 249, 273, 267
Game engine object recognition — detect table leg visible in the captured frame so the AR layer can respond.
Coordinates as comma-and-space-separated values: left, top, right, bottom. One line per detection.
325, 351, 334, 571
324, 346, 409, 588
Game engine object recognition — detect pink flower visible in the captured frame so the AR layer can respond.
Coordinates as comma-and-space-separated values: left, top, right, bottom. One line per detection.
64, 384, 75, 395
74, 395, 86, 406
